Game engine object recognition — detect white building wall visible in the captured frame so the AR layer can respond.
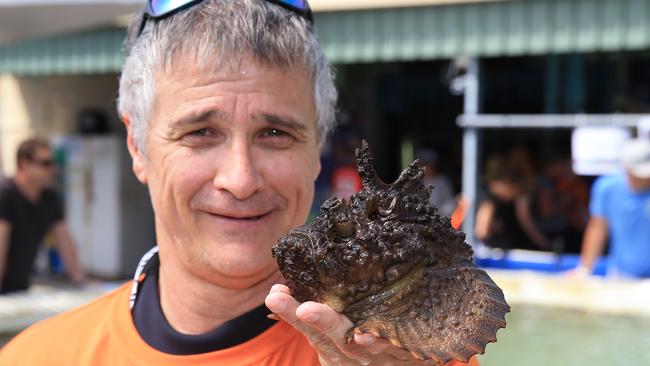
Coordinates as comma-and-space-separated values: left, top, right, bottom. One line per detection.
0, 73, 122, 175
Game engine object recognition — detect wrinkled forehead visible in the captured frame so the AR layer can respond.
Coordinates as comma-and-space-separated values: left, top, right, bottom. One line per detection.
153, 49, 314, 94
164, 48, 308, 75
148, 50, 318, 141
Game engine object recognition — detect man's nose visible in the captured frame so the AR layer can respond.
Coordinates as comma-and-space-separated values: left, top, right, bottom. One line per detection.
212, 142, 263, 200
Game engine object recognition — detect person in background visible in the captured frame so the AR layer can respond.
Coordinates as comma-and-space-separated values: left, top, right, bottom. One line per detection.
506, 145, 536, 196
475, 156, 550, 251
0, 1, 478, 365
573, 138, 650, 278
417, 149, 456, 217
330, 137, 362, 200
536, 154, 589, 253
0, 137, 86, 294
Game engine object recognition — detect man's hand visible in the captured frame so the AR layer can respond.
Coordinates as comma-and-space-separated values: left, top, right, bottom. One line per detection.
0, 220, 11, 288
265, 284, 434, 366
565, 264, 592, 279
52, 221, 87, 285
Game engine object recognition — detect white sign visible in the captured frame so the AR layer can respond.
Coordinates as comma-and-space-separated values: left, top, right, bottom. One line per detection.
572, 127, 631, 176
638, 117, 650, 139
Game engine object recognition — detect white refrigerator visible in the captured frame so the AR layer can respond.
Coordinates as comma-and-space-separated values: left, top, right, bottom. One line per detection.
60, 135, 155, 279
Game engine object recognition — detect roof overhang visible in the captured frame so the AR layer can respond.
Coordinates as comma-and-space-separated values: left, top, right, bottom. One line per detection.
0, 1, 141, 44
310, 0, 508, 11
1, 0, 648, 75
0, 0, 507, 44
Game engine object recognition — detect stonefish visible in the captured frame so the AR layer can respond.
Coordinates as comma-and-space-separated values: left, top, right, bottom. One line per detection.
272, 141, 509, 364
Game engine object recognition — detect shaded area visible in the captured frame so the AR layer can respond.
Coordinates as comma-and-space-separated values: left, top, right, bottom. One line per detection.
0, 333, 15, 347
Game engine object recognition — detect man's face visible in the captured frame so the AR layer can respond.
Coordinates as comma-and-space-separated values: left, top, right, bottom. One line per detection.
128, 57, 321, 287
627, 171, 650, 192
23, 147, 57, 188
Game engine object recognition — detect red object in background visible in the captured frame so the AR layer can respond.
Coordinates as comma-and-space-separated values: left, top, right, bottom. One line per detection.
331, 166, 362, 200
451, 196, 469, 230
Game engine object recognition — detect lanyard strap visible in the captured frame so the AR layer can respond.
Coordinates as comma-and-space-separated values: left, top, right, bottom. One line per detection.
129, 246, 160, 309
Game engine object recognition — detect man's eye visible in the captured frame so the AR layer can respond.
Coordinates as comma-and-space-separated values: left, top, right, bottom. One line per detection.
188, 128, 213, 137
181, 128, 221, 147
259, 128, 295, 148
262, 129, 289, 138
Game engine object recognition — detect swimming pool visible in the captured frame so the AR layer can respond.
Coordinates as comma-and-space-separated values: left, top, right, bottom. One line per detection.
478, 305, 650, 366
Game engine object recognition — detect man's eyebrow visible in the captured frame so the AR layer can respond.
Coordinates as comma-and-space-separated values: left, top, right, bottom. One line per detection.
260, 113, 308, 134
169, 109, 224, 133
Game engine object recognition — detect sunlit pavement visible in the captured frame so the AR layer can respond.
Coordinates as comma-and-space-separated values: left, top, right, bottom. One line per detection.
0, 278, 122, 334
487, 269, 650, 318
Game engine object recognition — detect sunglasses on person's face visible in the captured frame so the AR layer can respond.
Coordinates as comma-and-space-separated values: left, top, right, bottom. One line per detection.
31, 158, 55, 168
138, 0, 313, 38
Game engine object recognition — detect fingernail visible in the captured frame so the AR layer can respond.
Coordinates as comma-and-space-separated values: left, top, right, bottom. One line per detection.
270, 284, 283, 293
356, 335, 375, 345
271, 299, 286, 313
303, 313, 319, 322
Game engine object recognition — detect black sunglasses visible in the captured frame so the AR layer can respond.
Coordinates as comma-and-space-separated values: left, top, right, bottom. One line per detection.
137, 0, 313, 38
31, 158, 55, 168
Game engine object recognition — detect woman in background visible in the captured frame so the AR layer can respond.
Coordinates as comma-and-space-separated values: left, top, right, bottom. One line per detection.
475, 156, 550, 251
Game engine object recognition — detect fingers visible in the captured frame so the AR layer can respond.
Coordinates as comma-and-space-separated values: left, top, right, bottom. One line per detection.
355, 334, 417, 361
266, 288, 373, 364
266, 285, 425, 365
265, 287, 305, 330
268, 285, 355, 347
295, 302, 415, 364
266, 288, 339, 352
295, 301, 354, 344
354, 333, 390, 355
381, 345, 421, 362
269, 283, 291, 294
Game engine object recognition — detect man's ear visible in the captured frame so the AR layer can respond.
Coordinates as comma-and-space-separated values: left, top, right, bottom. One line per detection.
314, 154, 322, 181
122, 114, 148, 185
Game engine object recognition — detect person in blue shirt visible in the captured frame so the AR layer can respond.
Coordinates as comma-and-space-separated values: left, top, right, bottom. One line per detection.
574, 138, 650, 278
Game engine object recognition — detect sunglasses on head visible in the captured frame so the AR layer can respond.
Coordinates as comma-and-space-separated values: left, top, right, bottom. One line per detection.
138, 0, 313, 38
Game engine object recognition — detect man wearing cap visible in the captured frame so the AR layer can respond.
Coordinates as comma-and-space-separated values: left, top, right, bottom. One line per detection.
574, 138, 650, 278
0, 1, 478, 365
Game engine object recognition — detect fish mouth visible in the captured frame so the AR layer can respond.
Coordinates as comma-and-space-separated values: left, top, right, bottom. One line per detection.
338, 259, 428, 318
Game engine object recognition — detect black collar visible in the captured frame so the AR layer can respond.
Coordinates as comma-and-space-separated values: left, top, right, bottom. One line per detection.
130, 248, 276, 355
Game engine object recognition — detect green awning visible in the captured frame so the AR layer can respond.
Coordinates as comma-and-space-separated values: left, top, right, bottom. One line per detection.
0, 28, 124, 75
1, 0, 649, 75
318, 0, 650, 62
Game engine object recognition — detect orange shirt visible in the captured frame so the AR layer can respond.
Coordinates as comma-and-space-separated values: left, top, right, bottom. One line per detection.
0, 283, 479, 366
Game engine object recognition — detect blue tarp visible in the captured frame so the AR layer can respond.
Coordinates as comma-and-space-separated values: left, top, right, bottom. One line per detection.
476, 251, 608, 276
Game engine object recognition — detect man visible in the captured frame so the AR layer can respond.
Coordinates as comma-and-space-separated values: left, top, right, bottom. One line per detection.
417, 149, 456, 217
574, 138, 650, 278
0, 1, 478, 365
0, 137, 85, 294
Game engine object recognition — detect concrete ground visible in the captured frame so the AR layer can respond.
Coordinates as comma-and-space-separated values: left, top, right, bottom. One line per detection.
2, 270, 650, 347
0, 276, 123, 338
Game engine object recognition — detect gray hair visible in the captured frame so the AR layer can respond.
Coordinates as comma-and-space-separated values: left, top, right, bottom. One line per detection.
117, 0, 337, 153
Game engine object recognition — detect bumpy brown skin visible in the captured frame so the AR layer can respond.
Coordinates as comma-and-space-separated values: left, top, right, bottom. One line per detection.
272, 141, 510, 365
